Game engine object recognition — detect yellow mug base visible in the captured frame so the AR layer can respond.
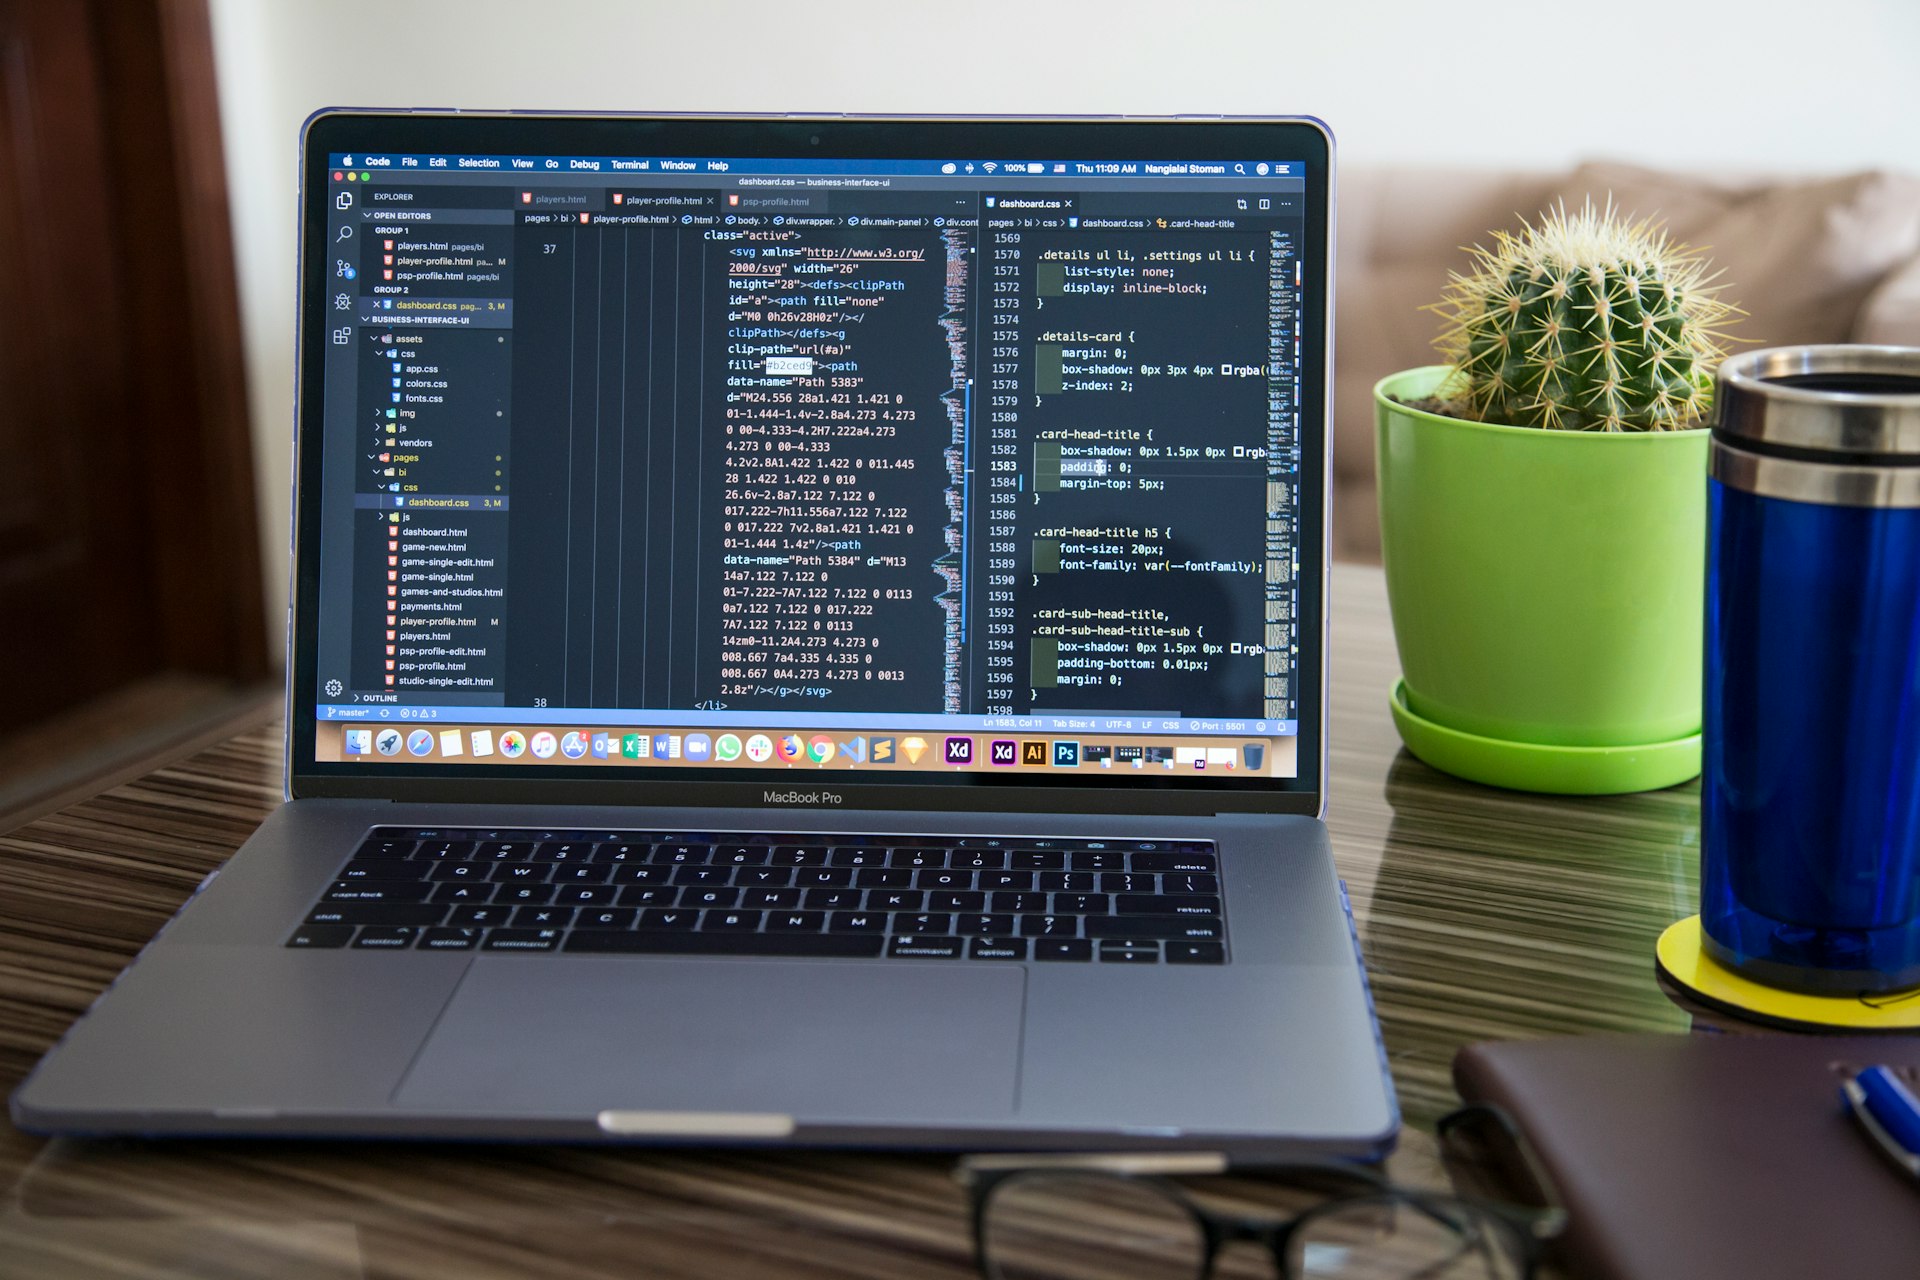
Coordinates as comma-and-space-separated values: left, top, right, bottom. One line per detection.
1656, 916, 1920, 1031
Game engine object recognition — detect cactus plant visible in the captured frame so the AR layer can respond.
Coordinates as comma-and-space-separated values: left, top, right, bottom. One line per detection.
1429, 200, 1737, 431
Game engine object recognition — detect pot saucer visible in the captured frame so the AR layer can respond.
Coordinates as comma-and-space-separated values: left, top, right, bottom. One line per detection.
1388, 679, 1700, 794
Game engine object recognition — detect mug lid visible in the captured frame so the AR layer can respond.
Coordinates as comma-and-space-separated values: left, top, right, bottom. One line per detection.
1716, 346, 1920, 459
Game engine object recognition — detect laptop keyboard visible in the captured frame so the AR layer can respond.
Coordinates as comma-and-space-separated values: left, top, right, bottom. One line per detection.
287, 827, 1226, 964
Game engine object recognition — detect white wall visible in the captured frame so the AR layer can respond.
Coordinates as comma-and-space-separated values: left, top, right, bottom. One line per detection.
208, 0, 1920, 624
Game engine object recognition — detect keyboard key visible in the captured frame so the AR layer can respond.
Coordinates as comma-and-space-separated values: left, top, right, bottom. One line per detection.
325, 880, 432, 903
742, 887, 801, 910
915, 869, 974, 891
1164, 873, 1221, 896
447, 904, 514, 928
495, 864, 549, 883
795, 867, 855, 889
511, 906, 576, 929
551, 864, 611, 885
1099, 872, 1154, 894
353, 836, 417, 859
869, 889, 924, 912
1167, 941, 1226, 964
684, 887, 740, 909
957, 914, 1015, 936
766, 910, 826, 932
415, 840, 475, 860
1087, 916, 1224, 941
1098, 942, 1161, 964
476, 841, 536, 861
853, 867, 913, 889
637, 908, 699, 930
1010, 850, 1065, 871
716, 844, 771, 866
990, 892, 1047, 913
802, 888, 862, 910
1038, 872, 1094, 893
830, 847, 886, 867
889, 848, 947, 869
738, 867, 796, 889
704, 910, 763, 932
888, 935, 963, 959
1032, 939, 1093, 961
596, 841, 649, 863
494, 884, 557, 906
427, 862, 491, 882
306, 903, 447, 928
352, 927, 419, 949
617, 885, 678, 908
980, 870, 1034, 892
286, 924, 355, 948
610, 864, 671, 886
418, 927, 483, 951
827, 911, 886, 933
533, 841, 595, 863
1130, 851, 1218, 873
577, 908, 637, 930
969, 936, 1027, 960
1017, 914, 1078, 938
672, 866, 731, 887
929, 891, 986, 913
336, 858, 414, 881
429, 882, 496, 905
774, 845, 830, 866
565, 931, 883, 958
954, 850, 1006, 871
553, 884, 620, 907
484, 928, 562, 952
1052, 893, 1110, 915
652, 844, 712, 866
1117, 894, 1222, 916
1070, 851, 1126, 871
900, 913, 952, 935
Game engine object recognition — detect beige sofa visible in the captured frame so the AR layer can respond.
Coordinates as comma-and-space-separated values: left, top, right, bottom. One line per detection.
1332, 161, 1920, 561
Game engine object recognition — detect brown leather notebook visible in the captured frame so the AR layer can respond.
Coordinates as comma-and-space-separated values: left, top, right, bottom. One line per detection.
1452, 1033, 1920, 1280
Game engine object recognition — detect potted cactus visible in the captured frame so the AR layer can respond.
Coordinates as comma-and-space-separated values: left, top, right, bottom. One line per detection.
1373, 202, 1737, 794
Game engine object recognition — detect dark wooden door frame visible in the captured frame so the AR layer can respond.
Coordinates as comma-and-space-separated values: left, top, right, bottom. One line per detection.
0, 0, 268, 731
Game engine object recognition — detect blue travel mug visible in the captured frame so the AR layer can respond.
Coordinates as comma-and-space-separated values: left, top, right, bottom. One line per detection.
1702, 346, 1920, 994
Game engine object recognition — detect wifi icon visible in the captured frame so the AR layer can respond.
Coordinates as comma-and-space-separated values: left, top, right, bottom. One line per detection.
983, 162, 997, 174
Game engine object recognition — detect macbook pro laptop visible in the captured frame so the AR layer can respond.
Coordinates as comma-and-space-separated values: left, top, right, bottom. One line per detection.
13, 111, 1396, 1161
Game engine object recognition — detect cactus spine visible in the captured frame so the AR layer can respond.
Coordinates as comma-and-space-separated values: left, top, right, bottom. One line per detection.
1432, 201, 1735, 431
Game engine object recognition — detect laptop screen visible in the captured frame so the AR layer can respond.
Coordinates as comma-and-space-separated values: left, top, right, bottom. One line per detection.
291, 114, 1329, 813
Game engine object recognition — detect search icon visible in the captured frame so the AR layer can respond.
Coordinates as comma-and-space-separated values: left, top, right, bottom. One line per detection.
1234, 163, 1246, 175
337, 226, 353, 242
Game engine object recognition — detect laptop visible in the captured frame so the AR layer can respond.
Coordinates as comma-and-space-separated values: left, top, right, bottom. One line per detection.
13, 111, 1396, 1161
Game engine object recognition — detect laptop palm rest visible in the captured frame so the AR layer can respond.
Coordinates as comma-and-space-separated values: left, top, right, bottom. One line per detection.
393, 958, 1025, 1122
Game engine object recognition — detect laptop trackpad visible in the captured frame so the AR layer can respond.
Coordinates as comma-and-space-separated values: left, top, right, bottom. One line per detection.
394, 957, 1025, 1123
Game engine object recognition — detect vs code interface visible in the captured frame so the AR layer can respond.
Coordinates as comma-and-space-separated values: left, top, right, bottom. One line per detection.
308, 143, 1309, 780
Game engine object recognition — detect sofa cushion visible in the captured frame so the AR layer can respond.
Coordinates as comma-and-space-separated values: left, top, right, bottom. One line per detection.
1856, 253, 1920, 347
1552, 162, 1920, 351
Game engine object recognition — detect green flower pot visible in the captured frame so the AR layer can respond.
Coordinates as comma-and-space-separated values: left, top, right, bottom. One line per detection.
1373, 366, 1707, 794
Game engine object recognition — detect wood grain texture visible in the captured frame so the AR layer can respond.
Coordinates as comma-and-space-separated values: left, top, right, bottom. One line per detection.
0, 565, 1695, 1276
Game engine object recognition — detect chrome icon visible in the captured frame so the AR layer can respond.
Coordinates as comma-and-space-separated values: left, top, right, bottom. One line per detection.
808, 735, 836, 764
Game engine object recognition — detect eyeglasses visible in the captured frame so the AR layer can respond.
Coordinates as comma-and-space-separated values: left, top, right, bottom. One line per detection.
954, 1109, 1565, 1280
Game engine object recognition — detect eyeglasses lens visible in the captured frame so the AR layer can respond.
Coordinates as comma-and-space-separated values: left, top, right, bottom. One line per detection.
1288, 1196, 1522, 1280
983, 1173, 1207, 1280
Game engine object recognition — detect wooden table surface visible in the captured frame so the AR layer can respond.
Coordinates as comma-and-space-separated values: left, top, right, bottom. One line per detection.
0, 564, 1701, 1277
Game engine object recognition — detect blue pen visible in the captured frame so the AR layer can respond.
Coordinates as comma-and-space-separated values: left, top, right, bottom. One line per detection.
1842, 1065, 1920, 1179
